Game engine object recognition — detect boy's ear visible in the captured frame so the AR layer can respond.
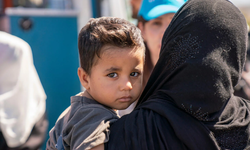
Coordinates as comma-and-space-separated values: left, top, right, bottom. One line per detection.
78, 67, 90, 90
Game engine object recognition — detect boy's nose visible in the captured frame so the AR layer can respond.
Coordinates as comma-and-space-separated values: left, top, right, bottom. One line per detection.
120, 79, 133, 91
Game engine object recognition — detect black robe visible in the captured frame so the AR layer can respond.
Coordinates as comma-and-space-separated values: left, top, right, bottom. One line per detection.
105, 0, 250, 149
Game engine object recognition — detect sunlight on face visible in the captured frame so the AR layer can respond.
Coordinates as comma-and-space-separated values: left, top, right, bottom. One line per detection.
87, 46, 144, 110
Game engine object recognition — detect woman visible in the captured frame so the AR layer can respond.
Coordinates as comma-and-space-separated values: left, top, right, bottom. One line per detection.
105, 0, 250, 149
0, 31, 48, 149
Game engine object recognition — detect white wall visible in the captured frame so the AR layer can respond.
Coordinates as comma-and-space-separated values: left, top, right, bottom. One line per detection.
72, 0, 92, 32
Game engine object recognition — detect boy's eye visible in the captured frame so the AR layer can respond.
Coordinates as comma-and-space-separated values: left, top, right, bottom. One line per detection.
130, 72, 139, 77
107, 73, 118, 78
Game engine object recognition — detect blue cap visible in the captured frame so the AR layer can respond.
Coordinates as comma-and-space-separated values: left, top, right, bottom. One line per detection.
138, 0, 186, 21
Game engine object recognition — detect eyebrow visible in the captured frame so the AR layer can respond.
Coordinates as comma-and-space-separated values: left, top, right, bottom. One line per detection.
134, 66, 143, 71
155, 17, 163, 20
105, 67, 121, 73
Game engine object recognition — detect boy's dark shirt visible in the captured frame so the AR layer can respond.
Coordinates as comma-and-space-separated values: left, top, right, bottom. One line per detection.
46, 94, 119, 150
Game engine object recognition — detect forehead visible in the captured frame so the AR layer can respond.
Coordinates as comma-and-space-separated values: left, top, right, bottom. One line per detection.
90, 45, 144, 75
100, 45, 144, 58
145, 13, 174, 23
91, 45, 144, 69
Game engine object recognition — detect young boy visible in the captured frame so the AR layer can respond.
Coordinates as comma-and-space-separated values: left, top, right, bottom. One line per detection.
46, 17, 145, 150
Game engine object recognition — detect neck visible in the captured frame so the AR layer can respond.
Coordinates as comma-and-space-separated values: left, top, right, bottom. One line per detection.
82, 90, 94, 100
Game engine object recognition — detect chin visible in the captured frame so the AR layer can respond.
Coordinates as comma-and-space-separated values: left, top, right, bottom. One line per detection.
117, 105, 131, 110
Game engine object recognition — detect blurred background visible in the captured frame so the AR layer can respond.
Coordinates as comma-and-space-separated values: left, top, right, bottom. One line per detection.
0, 0, 249, 149
229, 0, 250, 25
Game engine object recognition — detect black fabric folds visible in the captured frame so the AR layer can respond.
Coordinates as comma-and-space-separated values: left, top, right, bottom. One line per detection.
105, 0, 250, 149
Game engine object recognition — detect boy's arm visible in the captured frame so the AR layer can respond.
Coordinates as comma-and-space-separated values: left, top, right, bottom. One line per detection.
89, 144, 104, 150
67, 106, 118, 150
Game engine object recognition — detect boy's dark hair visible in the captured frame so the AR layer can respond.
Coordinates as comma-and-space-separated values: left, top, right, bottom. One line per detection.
78, 17, 145, 75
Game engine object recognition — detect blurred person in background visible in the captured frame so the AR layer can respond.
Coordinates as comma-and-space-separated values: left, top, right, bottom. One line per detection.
130, 0, 142, 19
138, 0, 186, 87
0, 31, 48, 150
119, 0, 186, 116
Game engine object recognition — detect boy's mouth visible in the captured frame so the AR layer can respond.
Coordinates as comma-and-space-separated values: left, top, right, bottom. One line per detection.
117, 96, 132, 102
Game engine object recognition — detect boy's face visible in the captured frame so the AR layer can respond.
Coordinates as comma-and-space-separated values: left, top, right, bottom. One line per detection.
81, 46, 144, 110
138, 13, 175, 66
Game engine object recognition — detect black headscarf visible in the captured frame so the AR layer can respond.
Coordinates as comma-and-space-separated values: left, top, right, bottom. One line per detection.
105, 0, 250, 149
